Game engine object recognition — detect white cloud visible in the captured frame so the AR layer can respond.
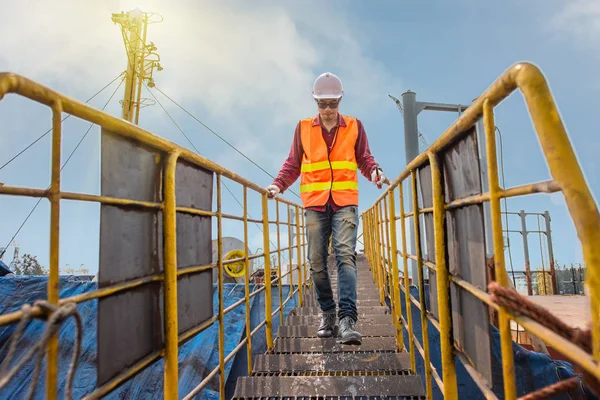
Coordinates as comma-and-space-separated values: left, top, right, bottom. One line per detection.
548, 0, 600, 50
0, 0, 400, 175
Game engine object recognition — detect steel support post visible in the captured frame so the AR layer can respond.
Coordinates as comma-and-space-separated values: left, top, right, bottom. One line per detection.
519, 210, 533, 295
475, 119, 495, 259
401, 90, 420, 281
544, 210, 557, 294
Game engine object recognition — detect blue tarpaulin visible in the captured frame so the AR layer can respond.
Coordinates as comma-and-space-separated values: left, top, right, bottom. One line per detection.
399, 284, 589, 400
0, 275, 593, 399
0, 276, 298, 399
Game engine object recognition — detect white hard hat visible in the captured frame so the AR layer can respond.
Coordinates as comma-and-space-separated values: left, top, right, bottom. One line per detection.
312, 72, 343, 99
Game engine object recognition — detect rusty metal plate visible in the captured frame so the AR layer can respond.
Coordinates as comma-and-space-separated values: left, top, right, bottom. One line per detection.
442, 126, 492, 386
277, 323, 396, 338
98, 130, 214, 385
418, 164, 438, 319
273, 337, 397, 353
174, 160, 213, 335
253, 352, 411, 373
233, 375, 424, 398
98, 131, 164, 386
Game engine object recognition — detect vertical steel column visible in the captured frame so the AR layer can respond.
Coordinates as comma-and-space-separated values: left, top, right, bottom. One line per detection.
163, 152, 181, 400
412, 172, 433, 399
387, 188, 404, 351
261, 194, 274, 351
301, 211, 308, 290
243, 187, 253, 375
399, 182, 416, 371
376, 203, 386, 304
383, 196, 395, 323
134, 13, 148, 125
384, 197, 393, 299
429, 153, 458, 399
544, 210, 557, 294
215, 174, 225, 397
519, 210, 533, 295
295, 207, 304, 305
475, 118, 495, 258
287, 206, 295, 299
484, 100, 516, 400
46, 104, 63, 400
402, 90, 420, 282
369, 210, 379, 286
275, 201, 283, 324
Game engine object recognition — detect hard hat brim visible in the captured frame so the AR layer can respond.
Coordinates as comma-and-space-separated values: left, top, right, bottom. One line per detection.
312, 93, 343, 100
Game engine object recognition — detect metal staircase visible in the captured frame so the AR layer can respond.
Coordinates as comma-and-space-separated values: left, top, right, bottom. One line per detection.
232, 254, 426, 399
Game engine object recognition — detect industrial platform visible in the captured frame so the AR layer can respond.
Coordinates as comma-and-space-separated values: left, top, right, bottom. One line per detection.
232, 254, 426, 399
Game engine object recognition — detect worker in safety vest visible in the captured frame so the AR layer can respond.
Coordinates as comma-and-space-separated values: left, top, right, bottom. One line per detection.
266, 72, 390, 345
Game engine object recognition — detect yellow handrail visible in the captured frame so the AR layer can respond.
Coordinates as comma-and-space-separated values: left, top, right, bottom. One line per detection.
0, 72, 310, 400
363, 62, 600, 400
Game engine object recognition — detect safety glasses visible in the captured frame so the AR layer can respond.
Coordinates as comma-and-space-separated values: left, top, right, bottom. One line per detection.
316, 99, 340, 109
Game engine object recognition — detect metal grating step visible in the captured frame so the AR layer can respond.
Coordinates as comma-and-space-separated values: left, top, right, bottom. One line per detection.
285, 314, 392, 327
328, 278, 375, 284
273, 337, 397, 353
253, 352, 412, 374
301, 298, 383, 308
233, 396, 425, 400
276, 323, 396, 338
232, 375, 425, 398
290, 306, 389, 316
252, 370, 412, 377
302, 292, 382, 302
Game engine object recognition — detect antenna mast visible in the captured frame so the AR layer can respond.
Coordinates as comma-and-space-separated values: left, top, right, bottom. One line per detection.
111, 8, 163, 124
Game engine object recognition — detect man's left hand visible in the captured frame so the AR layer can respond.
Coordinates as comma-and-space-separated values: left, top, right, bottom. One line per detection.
371, 168, 391, 187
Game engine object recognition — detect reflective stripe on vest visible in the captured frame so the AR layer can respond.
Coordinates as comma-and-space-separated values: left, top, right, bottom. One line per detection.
300, 181, 359, 193
299, 115, 359, 207
300, 160, 357, 173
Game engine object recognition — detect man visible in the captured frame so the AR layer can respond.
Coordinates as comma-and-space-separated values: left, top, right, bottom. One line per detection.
266, 72, 390, 345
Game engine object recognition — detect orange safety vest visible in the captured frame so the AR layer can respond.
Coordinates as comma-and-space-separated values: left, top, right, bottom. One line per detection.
299, 115, 359, 207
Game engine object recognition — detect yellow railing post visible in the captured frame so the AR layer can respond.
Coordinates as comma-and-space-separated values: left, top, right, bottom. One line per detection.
215, 174, 226, 397
46, 104, 63, 400
382, 194, 396, 315
379, 203, 389, 299
365, 212, 373, 275
276, 201, 284, 325
301, 211, 308, 290
367, 211, 376, 281
484, 99, 516, 400
428, 153, 458, 399
387, 187, 404, 352
295, 206, 304, 305
243, 186, 253, 375
287, 206, 295, 300
383, 196, 393, 302
412, 171, 433, 399
163, 151, 181, 400
261, 193, 274, 351
374, 204, 385, 305
399, 182, 416, 371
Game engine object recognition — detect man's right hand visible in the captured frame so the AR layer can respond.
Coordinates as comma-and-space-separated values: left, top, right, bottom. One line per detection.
266, 184, 280, 199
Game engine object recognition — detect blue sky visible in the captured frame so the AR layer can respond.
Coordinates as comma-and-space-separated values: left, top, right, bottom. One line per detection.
0, 0, 598, 278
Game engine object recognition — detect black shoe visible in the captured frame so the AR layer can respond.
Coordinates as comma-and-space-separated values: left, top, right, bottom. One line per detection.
317, 313, 337, 338
338, 316, 362, 345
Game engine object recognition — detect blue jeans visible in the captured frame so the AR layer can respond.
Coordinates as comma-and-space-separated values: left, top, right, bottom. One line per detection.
305, 204, 359, 321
